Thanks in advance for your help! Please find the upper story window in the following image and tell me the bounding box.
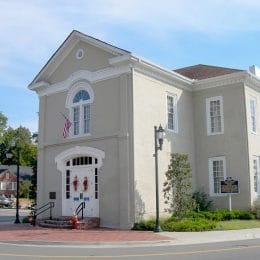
[66,83,94,137]
[208,156,226,196]
[249,97,257,134]
[206,96,224,135]
[167,93,178,132]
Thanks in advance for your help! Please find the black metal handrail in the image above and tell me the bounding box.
[75,201,85,220]
[31,202,55,226]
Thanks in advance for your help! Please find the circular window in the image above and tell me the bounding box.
[76,49,85,60]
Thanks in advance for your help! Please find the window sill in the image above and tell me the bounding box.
[67,133,91,139]
[166,128,178,134]
[207,132,224,136]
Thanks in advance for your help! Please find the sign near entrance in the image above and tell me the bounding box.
[221,177,239,194]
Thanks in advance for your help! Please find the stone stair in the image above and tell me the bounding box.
[38,217,100,230]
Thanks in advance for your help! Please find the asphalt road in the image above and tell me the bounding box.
[0,239,260,259]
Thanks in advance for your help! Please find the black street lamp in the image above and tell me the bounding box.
[154,124,165,232]
[6,142,21,224]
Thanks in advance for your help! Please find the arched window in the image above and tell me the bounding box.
[66,83,94,137]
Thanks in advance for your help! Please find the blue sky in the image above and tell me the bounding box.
[1,0,260,133]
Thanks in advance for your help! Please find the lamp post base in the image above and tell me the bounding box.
[154,225,162,233]
[14,215,20,224]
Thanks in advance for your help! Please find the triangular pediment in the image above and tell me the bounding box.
[29,30,130,87]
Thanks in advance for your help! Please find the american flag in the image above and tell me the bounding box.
[63,116,72,138]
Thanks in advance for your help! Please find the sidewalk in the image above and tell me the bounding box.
[1,224,260,246]
[0,224,171,244]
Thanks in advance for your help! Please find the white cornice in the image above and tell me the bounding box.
[30,66,131,96]
[245,73,260,93]
[193,71,248,91]
[29,45,260,97]
[29,52,195,96]
[110,54,194,91]
[133,63,193,92]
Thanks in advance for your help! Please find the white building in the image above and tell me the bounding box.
[29,30,260,228]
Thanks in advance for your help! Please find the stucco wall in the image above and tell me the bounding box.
[132,71,195,220]
[36,41,134,228]
[193,83,250,209]
[245,85,260,205]
[48,41,116,84]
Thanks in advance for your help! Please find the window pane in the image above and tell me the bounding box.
[73,90,90,103]
[209,99,222,133]
[83,104,90,134]
[250,99,256,133]
[212,159,224,194]
[73,106,80,135]
[253,158,259,193]
[167,95,176,131]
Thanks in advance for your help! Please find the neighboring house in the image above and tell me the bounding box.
[0,169,17,197]
[28,30,260,229]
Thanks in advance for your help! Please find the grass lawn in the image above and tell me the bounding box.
[215,220,260,230]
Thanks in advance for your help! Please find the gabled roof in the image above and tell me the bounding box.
[29,30,130,87]
[0,165,33,177]
[174,64,244,80]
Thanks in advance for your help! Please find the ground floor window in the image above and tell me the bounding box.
[0,181,16,191]
[208,156,226,196]
[253,157,260,193]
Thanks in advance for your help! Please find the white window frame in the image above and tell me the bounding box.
[166,93,178,133]
[208,156,226,196]
[249,97,257,134]
[206,96,224,135]
[253,156,260,194]
[65,83,94,138]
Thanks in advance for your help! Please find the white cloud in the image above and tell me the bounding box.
[1,0,260,89]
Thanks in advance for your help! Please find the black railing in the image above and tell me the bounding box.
[75,202,85,220]
[31,202,55,226]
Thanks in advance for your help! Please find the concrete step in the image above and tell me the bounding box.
[38,221,71,229]
[38,217,100,230]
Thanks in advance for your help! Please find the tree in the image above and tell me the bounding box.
[20,180,31,198]
[0,126,37,166]
[0,112,7,140]
[163,153,196,219]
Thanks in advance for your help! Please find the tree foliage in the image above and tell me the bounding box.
[20,180,31,198]
[0,113,37,202]
[163,153,196,218]
[0,126,37,166]
[0,112,7,140]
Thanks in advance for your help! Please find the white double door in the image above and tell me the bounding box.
[63,166,99,217]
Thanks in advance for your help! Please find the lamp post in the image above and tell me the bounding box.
[154,124,165,232]
[6,142,21,224]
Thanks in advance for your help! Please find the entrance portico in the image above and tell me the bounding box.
[55,146,105,217]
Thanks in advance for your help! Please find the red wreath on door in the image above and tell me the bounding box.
[83,176,88,192]
[73,175,79,192]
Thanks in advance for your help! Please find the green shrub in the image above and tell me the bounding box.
[188,209,255,221]
[132,209,255,232]
[132,219,155,231]
[161,218,217,232]
[192,190,213,211]
[22,216,29,224]
[132,217,217,232]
